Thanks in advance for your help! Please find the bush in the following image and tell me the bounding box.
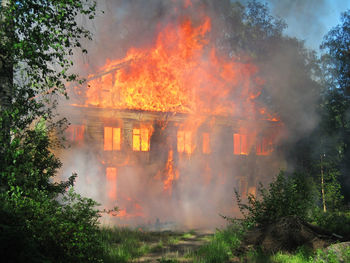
[312,210,350,237]
[0,114,104,262]
[236,171,318,227]
[0,187,104,263]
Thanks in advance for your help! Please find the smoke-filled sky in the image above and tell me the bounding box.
[261,0,350,51]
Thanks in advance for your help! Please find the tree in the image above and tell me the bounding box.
[0,0,96,192]
[0,1,106,262]
[319,9,350,204]
[219,1,348,218]
[322,10,350,95]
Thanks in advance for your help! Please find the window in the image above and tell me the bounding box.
[106,167,117,200]
[104,127,121,151]
[233,133,248,155]
[256,136,273,155]
[202,132,211,154]
[133,127,150,151]
[66,125,85,142]
[177,130,192,154]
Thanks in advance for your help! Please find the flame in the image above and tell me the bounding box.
[163,149,179,194]
[132,124,154,151]
[104,127,121,151]
[66,125,85,143]
[106,167,117,200]
[116,208,144,218]
[81,15,277,121]
[69,8,283,223]
[177,130,193,154]
[202,132,211,154]
[115,196,145,218]
[256,134,275,155]
[233,133,248,155]
[202,162,212,184]
[248,186,256,197]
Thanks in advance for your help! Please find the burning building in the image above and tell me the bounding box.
[57,3,284,228]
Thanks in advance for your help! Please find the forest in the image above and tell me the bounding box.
[1,0,350,262]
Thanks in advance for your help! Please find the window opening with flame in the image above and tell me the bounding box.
[233,133,248,155]
[66,125,85,142]
[106,167,117,200]
[104,127,121,151]
[256,136,273,156]
[133,127,150,151]
[202,132,211,154]
[177,130,193,154]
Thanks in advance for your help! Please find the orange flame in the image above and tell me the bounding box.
[202,132,211,154]
[82,15,277,121]
[163,149,179,194]
[106,167,117,200]
[66,125,85,143]
[104,127,121,151]
[132,124,154,152]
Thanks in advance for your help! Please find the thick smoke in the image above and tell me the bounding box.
[57,0,321,229]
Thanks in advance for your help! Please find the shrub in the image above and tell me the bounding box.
[236,171,318,227]
[0,187,104,263]
[312,210,350,237]
[0,116,104,262]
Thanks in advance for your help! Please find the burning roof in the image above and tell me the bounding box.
[73,12,278,122]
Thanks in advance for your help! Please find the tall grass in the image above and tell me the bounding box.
[193,223,243,262]
[99,227,150,263]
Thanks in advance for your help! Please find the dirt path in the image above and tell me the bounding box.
[133,231,213,263]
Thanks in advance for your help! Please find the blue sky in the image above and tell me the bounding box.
[265,0,350,51]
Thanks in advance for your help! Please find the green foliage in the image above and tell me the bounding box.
[0,0,104,262]
[313,210,350,237]
[0,187,103,263]
[314,245,350,263]
[321,10,350,92]
[1,109,66,195]
[0,0,96,98]
[220,0,286,59]
[236,171,318,227]
[314,8,350,204]
[245,246,314,263]
[238,245,350,263]
[323,170,344,211]
[0,110,104,262]
[316,86,349,208]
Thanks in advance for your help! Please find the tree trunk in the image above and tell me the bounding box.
[0,0,13,161]
[0,0,12,110]
[320,154,327,212]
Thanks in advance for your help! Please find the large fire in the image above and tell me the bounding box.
[80,14,277,121]
[67,6,282,224]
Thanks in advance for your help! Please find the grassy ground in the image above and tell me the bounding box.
[99,226,350,262]
[99,227,213,262]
